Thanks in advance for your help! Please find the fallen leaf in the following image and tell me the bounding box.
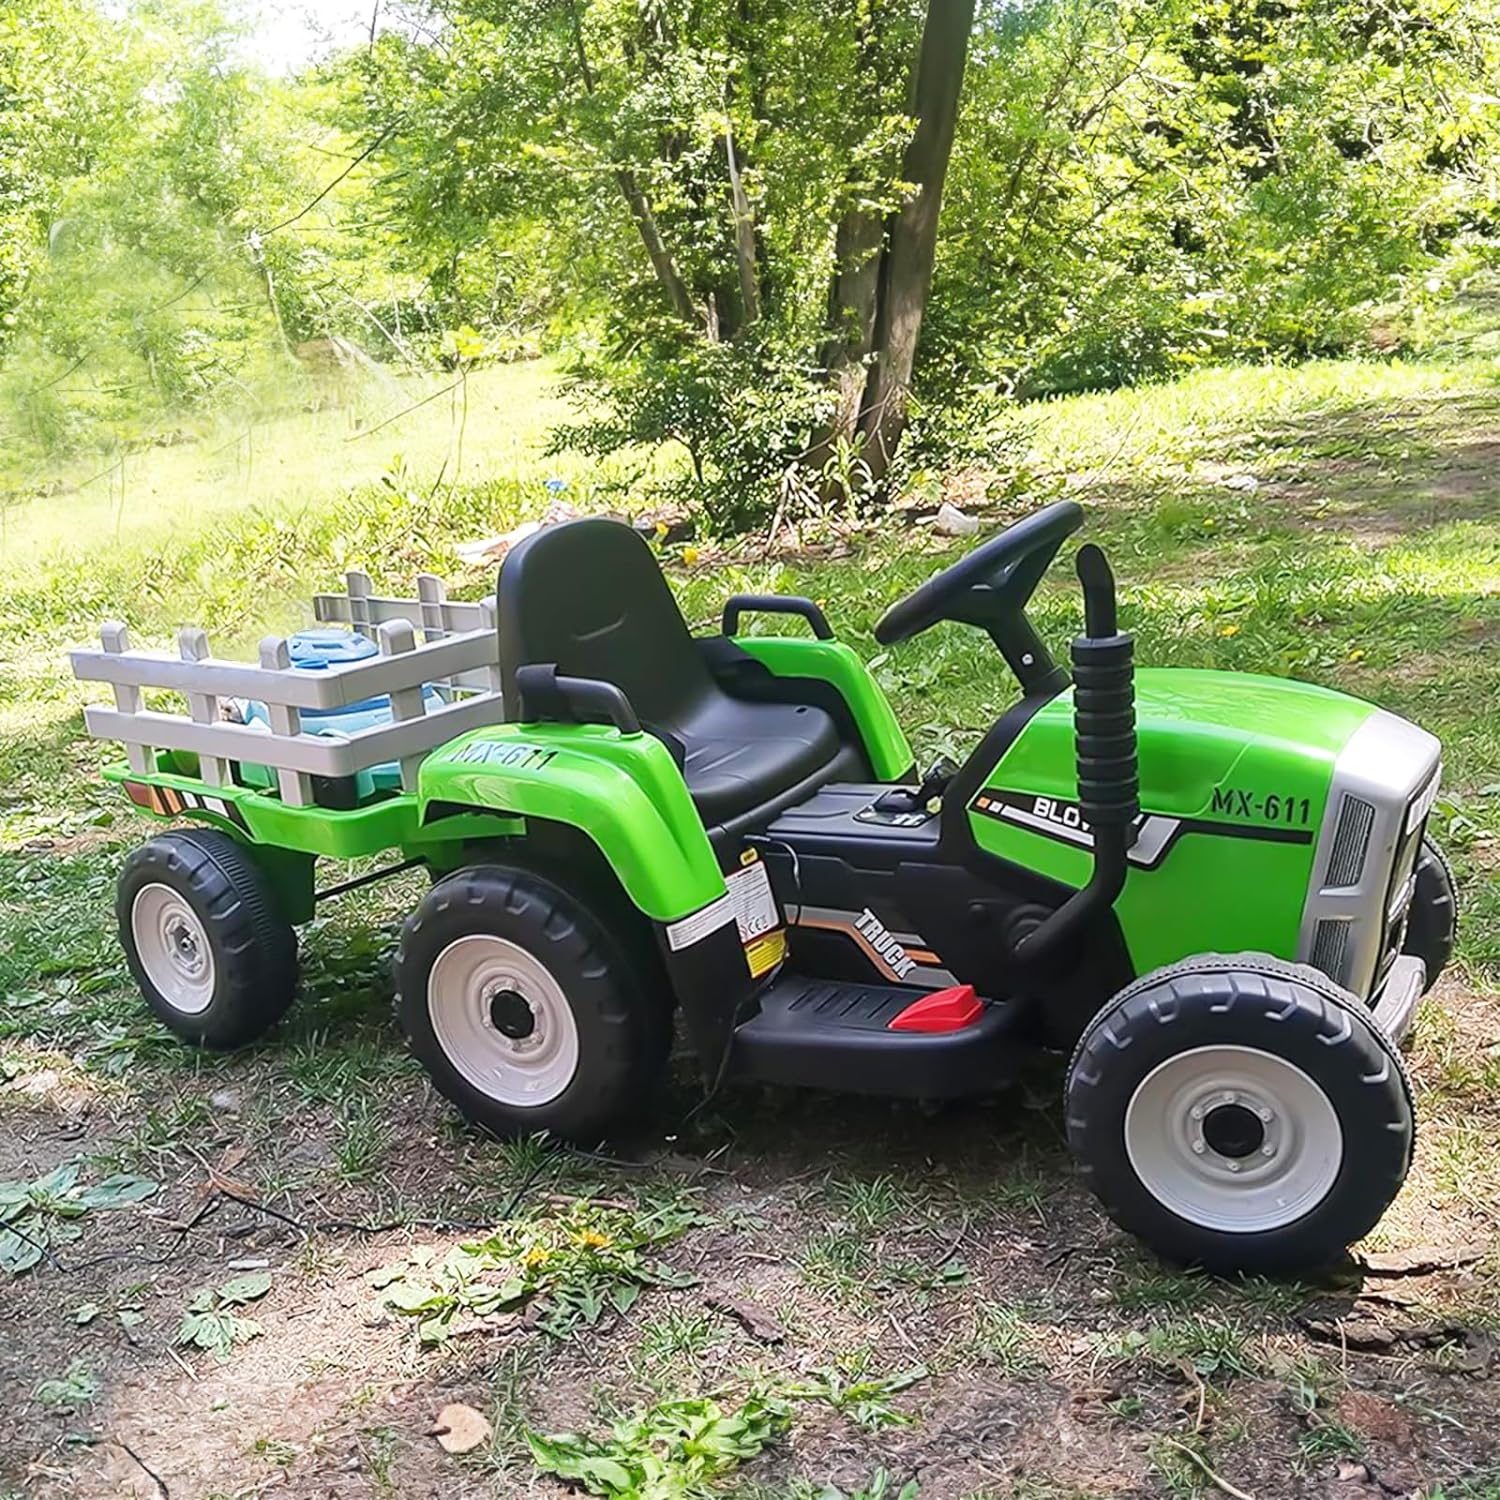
[1298,1316,1400,1351]
[430,1402,491,1454]
[1357,1243,1486,1277]
[705,1290,786,1344]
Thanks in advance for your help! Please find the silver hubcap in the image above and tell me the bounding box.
[130,883,216,1015]
[1124,1045,1343,1234]
[426,935,580,1108]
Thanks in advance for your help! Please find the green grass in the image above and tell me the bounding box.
[6,294,1500,1499]
[0,360,574,564]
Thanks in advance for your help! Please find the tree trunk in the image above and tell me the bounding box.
[858,0,977,485]
[822,206,884,436]
[724,124,760,326]
[614,166,698,324]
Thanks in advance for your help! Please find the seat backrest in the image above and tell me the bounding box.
[497,518,713,726]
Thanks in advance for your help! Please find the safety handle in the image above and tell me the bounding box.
[721,594,834,640]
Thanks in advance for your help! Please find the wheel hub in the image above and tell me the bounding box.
[130,883,217,1015]
[167,919,207,980]
[1124,1045,1343,1234]
[1201,1101,1266,1160]
[426,934,580,1107]
[487,986,538,1043]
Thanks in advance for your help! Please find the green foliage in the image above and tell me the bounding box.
[1092,1316,1255,1379]
[931,0,1500,400]
[0,1163,158,1274]
[527,1392,790,1499]
[782,1363,928,1431]
[176,1271,274,1361]
[33,1359,100,1412]
[799,1474,919,1500]
[555,331,841,533]
[369,1198,700,1344]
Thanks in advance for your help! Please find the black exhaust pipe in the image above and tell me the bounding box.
[1015,544,1139,963]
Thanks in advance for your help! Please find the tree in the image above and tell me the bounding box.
[346,0,977,526]
[855,0,977,483]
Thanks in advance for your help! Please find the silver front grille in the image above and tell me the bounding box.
[1311,919,1351,985]
[1297,710,1442,1000]
[1325,795,1376,889]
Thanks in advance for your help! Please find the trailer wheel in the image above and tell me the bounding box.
[398,865,666,1143]
[1066,954,1414,1274]
[1403,835,1458,993]
[117,830,299,1049]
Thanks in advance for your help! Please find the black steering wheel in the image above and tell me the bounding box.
[874,500,1084,693]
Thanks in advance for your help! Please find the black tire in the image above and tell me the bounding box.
[116,830,299,1049]
[397,864,668,1142]
[1403,835,1458,993]
[1065,954,1414,1274]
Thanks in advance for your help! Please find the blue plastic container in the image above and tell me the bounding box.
[243,628,442,798]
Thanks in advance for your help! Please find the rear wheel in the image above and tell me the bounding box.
[397,865,667,1142]
[1403,835,1458,993]
[1066,954,1414,1274]
[116,829,299,1048]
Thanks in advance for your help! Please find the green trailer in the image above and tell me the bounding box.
[72,504,1457,1273]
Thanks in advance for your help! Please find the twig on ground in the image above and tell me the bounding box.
[1157,1436,1255,1500]
[885,1305,923,1357]
[114,1438,170,1499]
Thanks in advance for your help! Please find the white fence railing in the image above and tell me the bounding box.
[71,572,503,807]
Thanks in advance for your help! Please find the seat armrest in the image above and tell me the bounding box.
[513,663,642,735]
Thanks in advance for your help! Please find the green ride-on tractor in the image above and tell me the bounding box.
[77,501,1457,1273]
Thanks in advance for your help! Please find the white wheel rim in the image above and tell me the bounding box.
[130,883,216,1015]
[426,935,580,1108]
[1123,1045,1343,1234]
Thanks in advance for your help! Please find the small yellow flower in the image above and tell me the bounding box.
[576,1229,613,1249]
[1348,648,1365,662]
[681,546,700,566]
[655,521,669,539]
[525,1246,551,1267]
[1218,624,1240,637]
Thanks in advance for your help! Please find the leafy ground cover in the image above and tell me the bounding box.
[4,295,1500,1497]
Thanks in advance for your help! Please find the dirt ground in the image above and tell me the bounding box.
[4,963,1500,1500]
[8,324,1500,1498]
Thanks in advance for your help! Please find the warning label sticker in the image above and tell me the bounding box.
[726,858,779,943]
[664,895,735,951]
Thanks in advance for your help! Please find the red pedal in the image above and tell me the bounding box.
[887,984,982,1033]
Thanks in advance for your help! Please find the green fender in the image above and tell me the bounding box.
[417,722,726,923]
[730,635,913,781]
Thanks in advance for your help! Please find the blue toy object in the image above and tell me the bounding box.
[242,628,443,797]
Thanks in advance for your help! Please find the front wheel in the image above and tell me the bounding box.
[397,865,667,1143]
[1065,954,1414,1274]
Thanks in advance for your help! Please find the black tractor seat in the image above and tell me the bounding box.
[497,519,867,838]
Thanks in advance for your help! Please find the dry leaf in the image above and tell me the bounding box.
[704,1290,785,1344]
[430,1402,491,1455]
[1356,1243,1485,1276]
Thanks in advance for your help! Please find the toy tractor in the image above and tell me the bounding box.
[73,502,1456,1272]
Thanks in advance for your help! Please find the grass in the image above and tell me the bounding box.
[0,360,574,564]
[5,292,1500,1494]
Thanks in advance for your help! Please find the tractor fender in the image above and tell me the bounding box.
[417,723,726,923]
